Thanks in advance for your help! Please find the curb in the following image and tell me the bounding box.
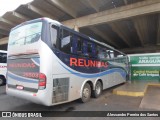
[113,83,160,97]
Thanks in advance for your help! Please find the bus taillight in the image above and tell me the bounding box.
[39,73,46,90]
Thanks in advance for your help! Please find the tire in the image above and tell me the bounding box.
[93,81,102,98]
[80,83,91,103]
[0,76,5,86]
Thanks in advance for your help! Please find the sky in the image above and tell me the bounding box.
[0,0,33,16]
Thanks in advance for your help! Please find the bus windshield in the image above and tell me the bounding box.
[8,22,42,46]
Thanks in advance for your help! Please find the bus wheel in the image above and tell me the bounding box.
[93,81,102,98]
[0,76,5,86]
[80,83,91,103]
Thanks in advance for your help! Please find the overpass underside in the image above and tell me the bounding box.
[0,0,160,54]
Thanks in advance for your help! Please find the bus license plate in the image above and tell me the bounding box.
[16,85,24,90]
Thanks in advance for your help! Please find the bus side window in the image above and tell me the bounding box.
[77,37,83,55]
[107,50,114,59]
[114,51,124,58]
[60,29,71,54]
[87,42,92,57]
[51,25,58,48]
[92,43,96,57]
[87,42,96,58]
[114,50,125,63]
[82,40,87,56]
[71,35,83,56]
[71,34,78,54]
[97,46,104,59]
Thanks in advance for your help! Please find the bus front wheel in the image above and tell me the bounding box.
[80,83,91,103]
[93,81,102,98]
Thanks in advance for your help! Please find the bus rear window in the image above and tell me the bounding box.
[9,22,42,46]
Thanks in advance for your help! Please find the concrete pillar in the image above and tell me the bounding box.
[74,25,79,32]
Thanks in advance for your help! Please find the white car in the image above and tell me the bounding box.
[0,50,7,86]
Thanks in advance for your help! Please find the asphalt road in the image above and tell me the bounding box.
[0,85,159,120]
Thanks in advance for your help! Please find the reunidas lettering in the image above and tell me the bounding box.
[70,57,108,68]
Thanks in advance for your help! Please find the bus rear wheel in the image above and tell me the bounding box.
[0,76,5,86]
[80,83,91,103]
[93,81,102,98]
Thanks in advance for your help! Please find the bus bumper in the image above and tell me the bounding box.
[6,86,52,106]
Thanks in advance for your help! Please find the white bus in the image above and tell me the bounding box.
[7,18,129,106]
[0,50,7,86]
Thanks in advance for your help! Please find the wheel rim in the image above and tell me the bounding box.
[83,88,90,99]
[95,83,101,95]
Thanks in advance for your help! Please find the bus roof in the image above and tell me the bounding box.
[11,17,62,31]
[10,17,126,55]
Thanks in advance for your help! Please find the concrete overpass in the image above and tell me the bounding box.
[0,0,160,54]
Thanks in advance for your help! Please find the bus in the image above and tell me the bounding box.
[6,18,129,106]
[0,50,7,86]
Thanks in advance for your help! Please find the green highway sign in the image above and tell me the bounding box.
[129,54,160,81]
[130,55,160,64]
[131,66,160,80]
